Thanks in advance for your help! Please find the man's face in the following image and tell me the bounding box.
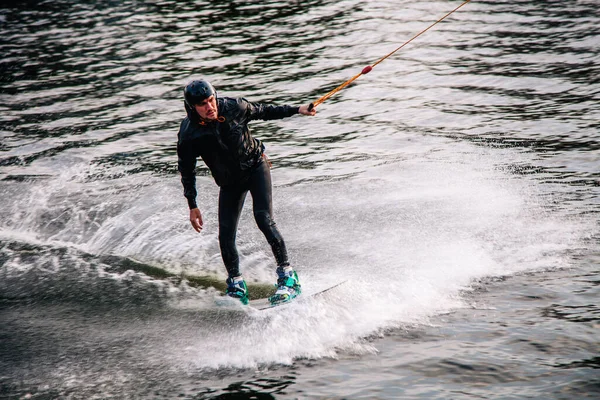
[194,95,218,120]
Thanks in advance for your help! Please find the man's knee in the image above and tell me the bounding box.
[254,210,275,231]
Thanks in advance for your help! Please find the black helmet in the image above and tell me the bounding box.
[184,79,217,107]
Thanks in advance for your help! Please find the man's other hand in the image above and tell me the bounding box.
[190,208,203,232]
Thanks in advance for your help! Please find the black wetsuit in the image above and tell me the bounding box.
[177,97,299,277]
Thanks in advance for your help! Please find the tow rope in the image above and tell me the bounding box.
[308,0,472,111]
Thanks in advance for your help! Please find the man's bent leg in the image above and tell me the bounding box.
[249,162,301,304]
[249,162,289,267]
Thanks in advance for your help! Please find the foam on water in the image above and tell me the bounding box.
[170,146,584,369]
[1,136,588,370]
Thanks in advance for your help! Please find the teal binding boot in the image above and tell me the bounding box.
[268,266,301,305]
[225,276,249,305]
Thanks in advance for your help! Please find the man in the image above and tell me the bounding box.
[177,79,316,305]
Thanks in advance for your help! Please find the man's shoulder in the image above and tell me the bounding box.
[216,97,249,121]
[220,96,248,111]
[178,117,208,144]
[178,117,193,138]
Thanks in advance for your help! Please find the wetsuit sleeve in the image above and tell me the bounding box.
[240,98,300,121]
[177,140,198,210]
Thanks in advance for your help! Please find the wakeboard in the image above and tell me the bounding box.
[249,280,348,311]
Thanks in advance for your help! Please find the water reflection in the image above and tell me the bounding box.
[191,376,295,400]
[542,303,599,323]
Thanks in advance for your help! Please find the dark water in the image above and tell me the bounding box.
[1,0,598,399]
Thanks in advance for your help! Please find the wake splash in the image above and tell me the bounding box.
[180,146,590,368]
[0,143,592,371]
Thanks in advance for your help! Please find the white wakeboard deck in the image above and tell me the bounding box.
[249,280,348,311]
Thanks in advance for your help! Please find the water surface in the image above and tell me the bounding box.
[1,0,598,398]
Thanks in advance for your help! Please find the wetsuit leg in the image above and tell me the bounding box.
[248,162,289,267]
[218,184,248,277]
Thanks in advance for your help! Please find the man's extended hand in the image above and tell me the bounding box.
[299,104,317,116]
[190,208,203,232]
